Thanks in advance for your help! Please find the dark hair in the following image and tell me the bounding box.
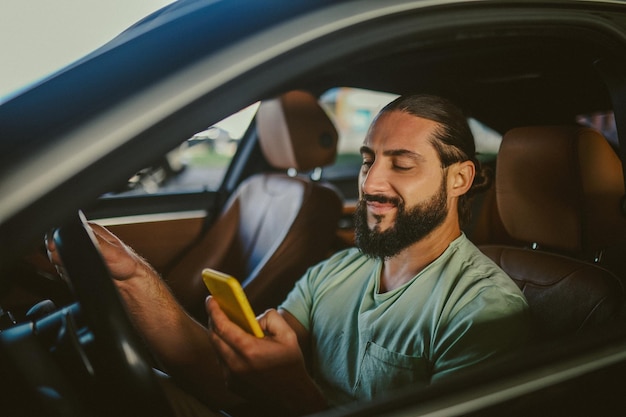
[380,94,491,226]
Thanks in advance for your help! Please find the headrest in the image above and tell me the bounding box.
[496,125,626,256]
[256,90,338,172]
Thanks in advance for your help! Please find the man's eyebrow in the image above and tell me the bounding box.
[360,145,424,161]
[359,146,424,160]
[384,149,424,161]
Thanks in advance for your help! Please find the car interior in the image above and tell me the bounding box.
[3,2,626,416]
[163,90,343,321]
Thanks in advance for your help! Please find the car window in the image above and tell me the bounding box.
[110,102,259,196]
[576,110,619,148]
[113,87,502,200]
[320,87,399,161]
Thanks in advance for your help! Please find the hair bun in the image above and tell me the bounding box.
[469,162,493,196]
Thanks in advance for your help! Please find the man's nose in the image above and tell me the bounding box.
[360,162,387,195]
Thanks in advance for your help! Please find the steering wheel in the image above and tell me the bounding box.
[53,211,173,417]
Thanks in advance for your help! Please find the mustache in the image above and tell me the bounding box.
[361,193,401,206]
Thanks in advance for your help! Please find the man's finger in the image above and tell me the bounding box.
[207,297,253,346]
[207,297,260,373]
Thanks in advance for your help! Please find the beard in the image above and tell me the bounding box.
[354,179,448,259]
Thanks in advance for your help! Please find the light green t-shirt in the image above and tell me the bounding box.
[279,234,530,405]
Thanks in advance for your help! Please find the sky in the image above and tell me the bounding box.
[0,0,175,100]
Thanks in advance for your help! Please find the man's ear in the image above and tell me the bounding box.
[448,161,475,197]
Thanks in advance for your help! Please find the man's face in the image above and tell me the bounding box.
[354,111,450,258]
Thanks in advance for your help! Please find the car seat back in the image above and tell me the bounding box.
[167,91,342,319]
[480,125,626,340]
[496,126,626,258]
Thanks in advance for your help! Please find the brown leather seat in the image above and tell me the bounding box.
[480,126,626,340]
[166,91,343,320]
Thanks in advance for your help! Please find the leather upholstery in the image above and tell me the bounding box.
[496,126,626,257]
[481,245,624,339]
[257,90,338,171]
[481,125,626,340]
[165,91,342,320]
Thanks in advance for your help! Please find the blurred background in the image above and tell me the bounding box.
[0,0,174,100]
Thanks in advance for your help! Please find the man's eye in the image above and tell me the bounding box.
[393,164,411,171]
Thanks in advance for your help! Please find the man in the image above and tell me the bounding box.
[48,94,530,416]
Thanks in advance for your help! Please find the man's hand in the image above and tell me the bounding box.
[46,222,243,409]
[46,222,156,282]
[206,297,327,415]
[207,296,303,378]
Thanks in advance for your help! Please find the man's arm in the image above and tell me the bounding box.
[280,308,313,365]
[47,223,241,408]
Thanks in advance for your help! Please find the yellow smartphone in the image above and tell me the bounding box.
[202,268,264,338]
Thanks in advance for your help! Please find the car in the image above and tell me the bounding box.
[2,0,626,415]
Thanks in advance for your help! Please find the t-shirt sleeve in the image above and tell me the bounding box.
[430,285,531,383]
[278,267,317,331]
[278,248,360,332]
